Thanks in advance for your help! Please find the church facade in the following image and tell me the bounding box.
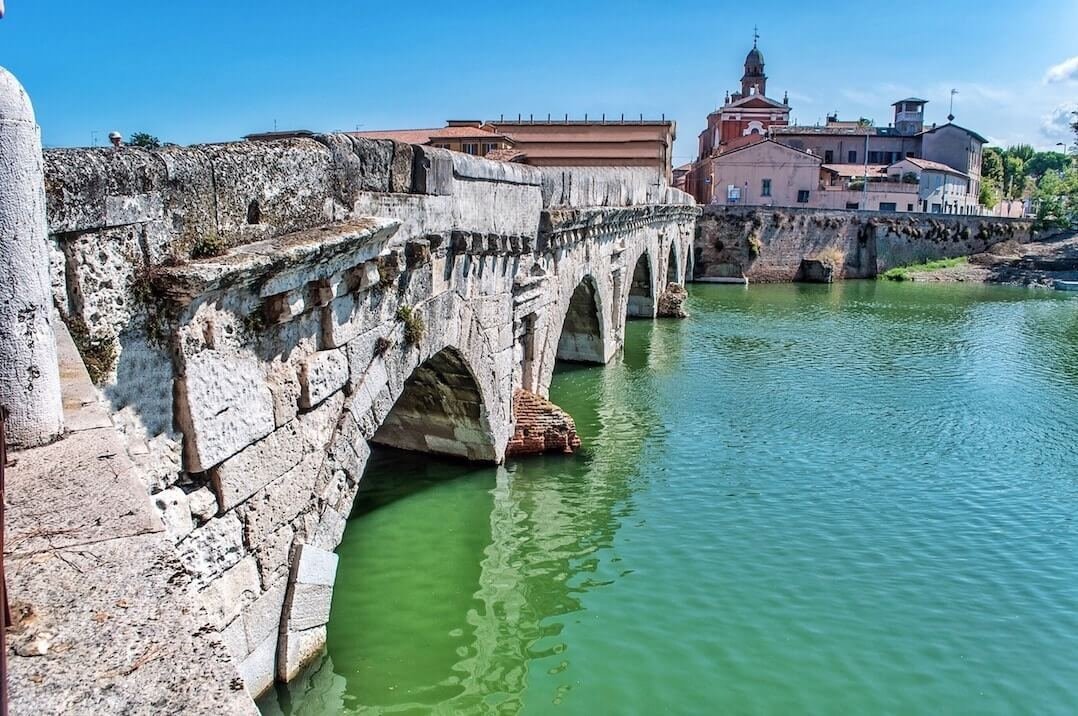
[685,37,791,203]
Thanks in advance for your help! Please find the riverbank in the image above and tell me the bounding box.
[897,231,1078,287]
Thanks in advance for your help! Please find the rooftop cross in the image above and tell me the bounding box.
[753,25,759,48]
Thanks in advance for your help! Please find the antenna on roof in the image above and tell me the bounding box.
[948,88,958,122]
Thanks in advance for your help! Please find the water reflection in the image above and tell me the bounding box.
[262,320,664,714]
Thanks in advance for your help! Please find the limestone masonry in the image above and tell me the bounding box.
[16,126,696,711]
[693,205,1034,283]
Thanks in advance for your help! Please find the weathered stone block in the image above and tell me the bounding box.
[238,632,277,699]
[153,486,194,541]
[202,139,336,244]
[277,626,325,683]
[412,146,453,196]
[294,543,339,587]
[176,512,246,588]
[188,486,219,524]
[283,583,334,632]
[253,523,296,588]
[389,141,414,194]
[243,577,288,648]
[299,349,348,409]
[218,613,249,663]
[211,392,342,511]
[177,350,276,472]
[240,452,323,550]
[199,556,261,629]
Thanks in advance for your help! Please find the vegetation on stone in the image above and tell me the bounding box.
[881,256,967,281]
[190,232,227,259]
[396,306,425,345]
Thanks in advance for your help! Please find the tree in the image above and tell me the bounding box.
[979,147,1005,208]
[128,132,161,149]
[1006,143,1035,163]
[1032,164,1078,229]
[1002,154,1026,199]
[1025,152,1071,178]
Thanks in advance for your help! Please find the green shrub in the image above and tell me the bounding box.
[396,306,425,345]
[747,234,763,259]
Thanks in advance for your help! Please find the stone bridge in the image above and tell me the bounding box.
[5,76,697,710]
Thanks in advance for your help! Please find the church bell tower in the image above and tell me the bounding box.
[741,27,767,97]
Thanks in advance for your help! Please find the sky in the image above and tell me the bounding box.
[2,0,1076,163]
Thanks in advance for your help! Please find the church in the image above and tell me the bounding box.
[683,33,791,202]
[680,34,988,215]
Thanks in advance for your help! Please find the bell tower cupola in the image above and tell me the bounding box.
[741,27,767,97]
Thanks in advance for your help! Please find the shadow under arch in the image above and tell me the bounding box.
[626,251,655,319]
[667,240,680,285]
[555,274,607,364]
[371,346,498,463]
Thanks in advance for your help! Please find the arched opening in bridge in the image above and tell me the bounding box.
[370,347,497,462]
[626,253,654,318]
[667,243,680,285]
[556,276,605,364]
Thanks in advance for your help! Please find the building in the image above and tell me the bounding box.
[711,138,818,207]
[686,35,988,214]
[484,118,677,181]
[686,35,791,202]
[351,120,512,156]
[352,117,677,181]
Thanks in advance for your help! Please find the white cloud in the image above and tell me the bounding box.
[1040,103,1077,141]
[1044,56,1078,84]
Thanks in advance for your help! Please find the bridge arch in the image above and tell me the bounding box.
[556,274,607,364]
[626,250,656,319]
[371,345,499,463]
[667,240,681,285]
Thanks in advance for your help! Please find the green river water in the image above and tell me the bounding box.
[261,281,1078,715]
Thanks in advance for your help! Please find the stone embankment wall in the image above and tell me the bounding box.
[693,205,1035,282]
[41,136,696,704]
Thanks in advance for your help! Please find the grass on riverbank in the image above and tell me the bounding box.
[881,256,968,281]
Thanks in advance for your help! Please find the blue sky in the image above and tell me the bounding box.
[2,0,1076,161]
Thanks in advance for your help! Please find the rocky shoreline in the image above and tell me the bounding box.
[901,232,1078,288]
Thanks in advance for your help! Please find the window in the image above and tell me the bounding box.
[761,179,772,197]
[482,142,499,155]
[879,202,897,212]
[907,204,914,212]
[432,143,450,149]
[931,203,942,213]
[868,151,880,163]
[846,202,860,210]
[797,190,810,203]
[848,150,857,163]
[462,143,479,155]
[824,150,834,163]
